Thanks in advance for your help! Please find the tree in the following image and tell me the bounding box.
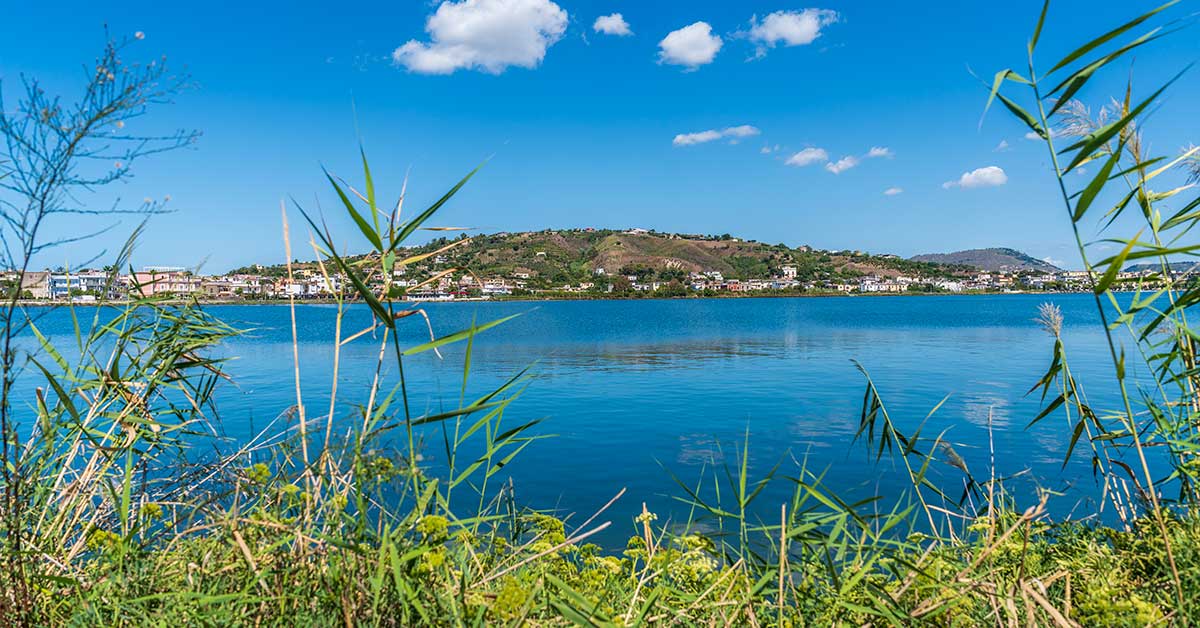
[0,31,196,619]
[656,279,687,298]
[610,275,632,294]
[657,267,686,282]
[619,264,653,281]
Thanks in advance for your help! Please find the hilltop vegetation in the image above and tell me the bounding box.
[909,247,1061,272]
[232,228,975,289]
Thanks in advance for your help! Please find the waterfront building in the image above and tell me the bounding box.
[132,269,202,296]
[48,270,114,300]
[20,271,51,299]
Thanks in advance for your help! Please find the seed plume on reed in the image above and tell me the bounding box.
[1036,302,1064,337]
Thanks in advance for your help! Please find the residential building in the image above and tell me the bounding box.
[934,280,964,292]
[481,280,512,295]
[21,271,51,299]
[48,270,114,300]
[132,269,202,296]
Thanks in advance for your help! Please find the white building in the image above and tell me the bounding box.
[934,280,964,292]
[48,271,114,300]
[482,280,512,295]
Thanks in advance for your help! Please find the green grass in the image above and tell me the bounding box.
[32,490,1200,625]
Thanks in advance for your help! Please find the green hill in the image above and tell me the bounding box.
[231,229,971,289]
[909,247,1059,272]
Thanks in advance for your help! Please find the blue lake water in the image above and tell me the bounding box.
[24,294,1147,545]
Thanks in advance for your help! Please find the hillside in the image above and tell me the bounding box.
[1124,261,1200,274]
[230,229,972,287]
[909,247,1060,272]
[416,229,972,287]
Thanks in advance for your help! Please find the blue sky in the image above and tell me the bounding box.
[2,0,1197,272]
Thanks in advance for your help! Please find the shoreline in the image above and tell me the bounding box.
[12,289,1101,308]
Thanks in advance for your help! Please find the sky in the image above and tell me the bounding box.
[1,0,1198,272]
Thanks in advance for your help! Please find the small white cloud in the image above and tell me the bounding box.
[1024,129,1065,141]
[760,146,774,154]
[785,147,829,166]
[1042,256,1066,267]
[825,155,859,174]
[747,9,838,58]
[673,125,761,146]
[392,0,568,75]
[994,139,1010,152]
[673,130,721,146]
[659,22,722,69]
[884,187,903,196]
[943,166,1008,189]
[786,146,887,171]
[593,13,632,36]
[722,125,759,143]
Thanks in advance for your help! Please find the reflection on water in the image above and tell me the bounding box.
[676,433,723,466]
[523,339,781,376]
[21,294,1144,545]
[961,387,1014,428]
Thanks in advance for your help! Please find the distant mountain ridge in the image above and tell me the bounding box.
[909,248,1060,272]
[1124,261,1200,274]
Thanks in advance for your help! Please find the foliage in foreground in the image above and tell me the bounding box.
[29,461,1200,625]
[5,2,1200,626]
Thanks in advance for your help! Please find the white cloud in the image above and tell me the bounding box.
[1042,256,1066,267]
[784,145,890,172]
[1024,129,1065,141]
[673,125,761,146]
[785,147,829,166]
[884,187,903,196]
[593,13,631,36]
[825,155,859,174]
[723,125,759,142]
[659,22,723,69]
[392,0,568,75]
[994,139,1010,152]
[943,166,1008,189]
[747,9,838,58]
[674,130,721,146]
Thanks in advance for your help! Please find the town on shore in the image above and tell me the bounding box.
[2,228,1175,304]
[3,264,1162,305]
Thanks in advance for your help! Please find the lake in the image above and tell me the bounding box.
[24,293,1140,545]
